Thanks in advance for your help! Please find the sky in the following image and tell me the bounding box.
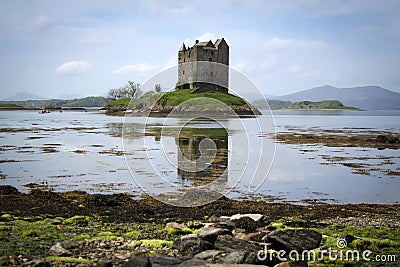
[1,0,400,99]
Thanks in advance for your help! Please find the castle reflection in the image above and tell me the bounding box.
[176,127,228,186]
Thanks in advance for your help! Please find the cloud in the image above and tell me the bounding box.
[32,16,54,31]
[56,60,93,75]
[112,63,159,75]
[183,32,220,47]
[264,38,328,50]
[301,70,321,78]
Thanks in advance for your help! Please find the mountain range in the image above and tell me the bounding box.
[3,92,84,101]
[266,85,400,110]
[3,92,49,101]
[3,85,400,110]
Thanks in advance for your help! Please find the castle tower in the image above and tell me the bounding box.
[177,38,229,93]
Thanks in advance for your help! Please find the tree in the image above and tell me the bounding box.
[155,83,162,93]
[107,81,143,100]
[126,81,142,99]
[107,88,119,100]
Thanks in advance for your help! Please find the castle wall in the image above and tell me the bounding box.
[177,39,229,93]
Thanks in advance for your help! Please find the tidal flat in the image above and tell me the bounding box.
[0,110,399,265]
[0,186,399,266]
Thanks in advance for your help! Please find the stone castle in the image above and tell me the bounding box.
[177,38,229,93]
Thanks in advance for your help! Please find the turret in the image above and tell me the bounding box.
[179,42,186,51]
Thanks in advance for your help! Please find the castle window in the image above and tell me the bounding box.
[211,51,214,56]
[210,71,213,77]
[182,70,185,75]
[209,57,212,62]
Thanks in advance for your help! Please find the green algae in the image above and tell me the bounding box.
[63,215,90,226]
[131,239,173,249]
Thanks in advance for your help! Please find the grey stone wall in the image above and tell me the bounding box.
[177,38,229,93]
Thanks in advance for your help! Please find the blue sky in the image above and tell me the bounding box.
[1,0,400,99]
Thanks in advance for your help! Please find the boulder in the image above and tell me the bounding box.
[214,235,260,252]
[198,227,232,243]
[172,234,199,249]
[340,234,356,245]
[234,231,267,242]
[122,256,151,267]
[97,261,115,267]
[194,250,226,261]
[222,250,248,264]
[230,214,264,222]
[222,250,264,265]
[175,238,214,258]
[165,222,185,231]
[267,229,322,252]
[48,242,71,256]
[231,216,265,232]
[177,259,207,266]
[213,221,236,231]
[150,254,182,267]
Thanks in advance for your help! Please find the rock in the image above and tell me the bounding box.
[231,216,263,232]
[267,229,322,252]
[98,260,117,267]
[234,232,247,240]
[222,250,261,265]
[340,234,356,244]
[198,227,232,243]
[24,260,51,267]
[213,221,236,231]
[172,234,199,249]
[48,242,71,256]
[230,214,264,222]
[177,259,207,266]
[175,238,214,258]
[59,240,79,249]
[194,250,225,261]
[223,250,248,264]
[208,215,225,223]
[235,231,267,242]
[165,222,185,231]
[214,235,260,252]
[122,255,151,267]
[274,261,308,267]
[245,231,268,242]
[150,254,182,267]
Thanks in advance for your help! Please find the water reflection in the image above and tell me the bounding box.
[176,127,228,186]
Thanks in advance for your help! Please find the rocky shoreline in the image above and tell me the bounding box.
[1,186,399,266]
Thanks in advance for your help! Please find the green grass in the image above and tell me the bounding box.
[273,100,360,110]
[0,103,21,108]
[107,97,131,107]
[158,89,247,107]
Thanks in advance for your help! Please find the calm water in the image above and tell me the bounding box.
[0,109,399,204]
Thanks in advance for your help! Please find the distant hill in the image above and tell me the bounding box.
[276,100,359,110]
[270,85,400,110]
[0,96,107,108]
[4,92,48,101]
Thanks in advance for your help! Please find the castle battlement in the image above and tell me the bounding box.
[177,38,229,93]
